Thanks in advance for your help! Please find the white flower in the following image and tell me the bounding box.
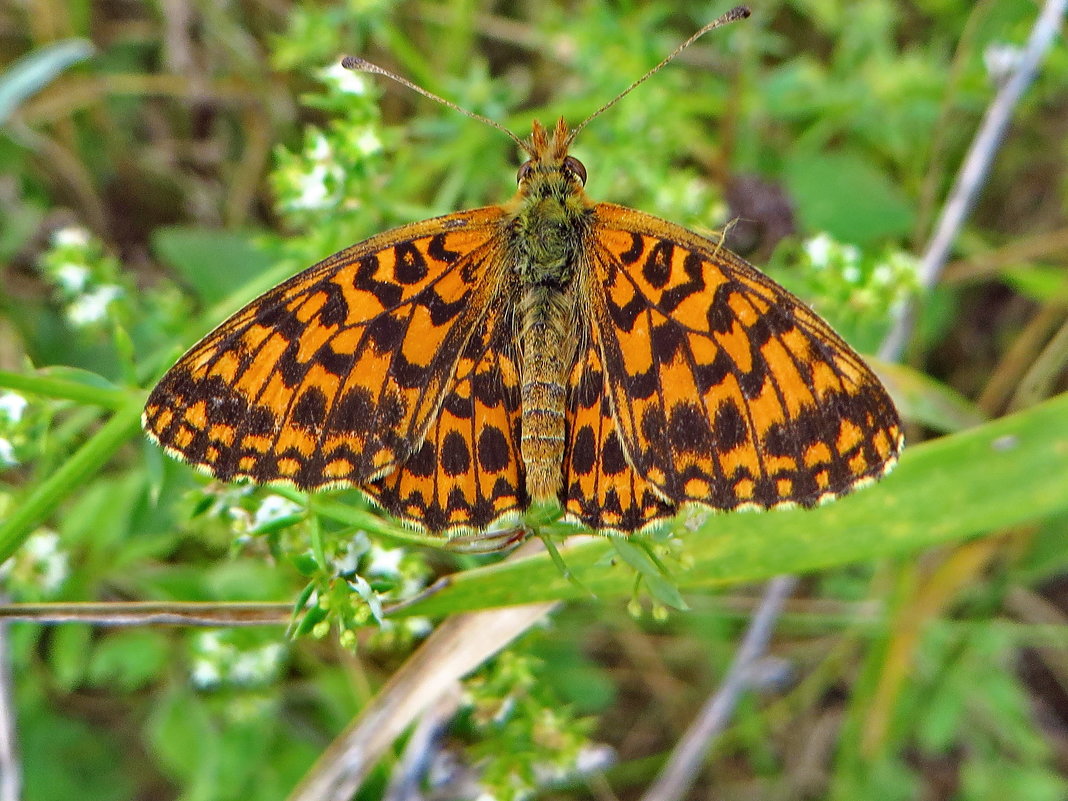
[332,545,361,574]
[353,127,382,156]
[348,574,384,623]
[289,164,332,210]
[198,631,224,654]
[804,233,834,267]
[321,61,369,95]
[23,529,69,593]
[0,438,16,467]
[230,643,284,684]
[252,494,302,529]
[54,262,90,293]
[0,393,26,423]
[51,225,91,248]
[66,284,122,326]
[190,659,222,688]
[872,263,893,285]
[365,543,405,577]
[308,130,333,161]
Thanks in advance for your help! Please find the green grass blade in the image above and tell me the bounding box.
[0,399,143,563]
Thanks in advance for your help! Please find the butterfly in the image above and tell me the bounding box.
[142,6,902,549]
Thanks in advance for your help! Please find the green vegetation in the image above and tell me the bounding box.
[1,1,1067,799]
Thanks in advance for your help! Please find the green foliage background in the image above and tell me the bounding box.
[1,0,1067,799]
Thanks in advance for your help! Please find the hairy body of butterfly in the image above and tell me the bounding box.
[143,117,902,544]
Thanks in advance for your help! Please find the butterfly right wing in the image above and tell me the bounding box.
[143,206,512,492]
[562,203,901,531]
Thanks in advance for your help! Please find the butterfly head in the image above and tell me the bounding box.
[515,118,587,202]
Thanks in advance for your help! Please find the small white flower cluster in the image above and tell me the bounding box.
[802,232,919,315]
[189,630,286,690]
[39,225,124,328]
[284,131,345,212]
[251,493,303,531]
[804,232,861,279]
[0,528,70,596]
[275,121,382,215]
[319,62,369,96]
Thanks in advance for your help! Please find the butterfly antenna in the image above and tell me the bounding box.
[342,56,532,156]
[567,5,751,145]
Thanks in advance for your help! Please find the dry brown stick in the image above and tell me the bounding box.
[0,601,292,627]
[287,539,558,801]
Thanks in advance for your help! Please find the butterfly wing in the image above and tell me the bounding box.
[563,203,902,531]
[364,302,526,535]
[143,207,513,494]
[564,330,675,531]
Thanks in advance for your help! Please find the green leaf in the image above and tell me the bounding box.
[88,630,170,691]
[785,150,915,243]
[611,539,689,610]
[0,399,144,564]
[875,360,988,434]
[151,226,274,305]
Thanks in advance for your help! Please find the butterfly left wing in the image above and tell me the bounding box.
[564,203,902,530]
[143,207,512,493]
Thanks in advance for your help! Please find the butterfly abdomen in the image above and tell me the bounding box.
[519,285,577,502]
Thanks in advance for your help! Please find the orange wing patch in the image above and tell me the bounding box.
[583,203,902,515]
[143,208,510,494]
[364,300,527,534]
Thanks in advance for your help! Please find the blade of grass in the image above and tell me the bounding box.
[0,399,143,564]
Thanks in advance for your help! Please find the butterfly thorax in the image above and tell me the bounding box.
[510,118,591,503]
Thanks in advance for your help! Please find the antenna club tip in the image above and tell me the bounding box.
[731,6,752,20]
[341,55,367,71]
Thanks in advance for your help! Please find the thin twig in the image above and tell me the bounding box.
[0,601,292,627]
[640,576,798,801]
[879,0,1068,361]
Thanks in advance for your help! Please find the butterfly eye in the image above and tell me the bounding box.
[563,155,587,185]
[517,161,534,184]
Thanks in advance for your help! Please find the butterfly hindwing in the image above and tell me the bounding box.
[563,329,675,531]
[143,207,511,493]
[364,300,527,534]
[583,203,902,517]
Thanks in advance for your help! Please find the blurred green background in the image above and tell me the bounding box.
[1,0,1067,799]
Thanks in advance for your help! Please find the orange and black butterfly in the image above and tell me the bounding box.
[143,7,901,548]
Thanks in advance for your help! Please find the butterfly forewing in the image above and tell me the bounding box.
[143,207,511,494]
[576,203,902,520]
